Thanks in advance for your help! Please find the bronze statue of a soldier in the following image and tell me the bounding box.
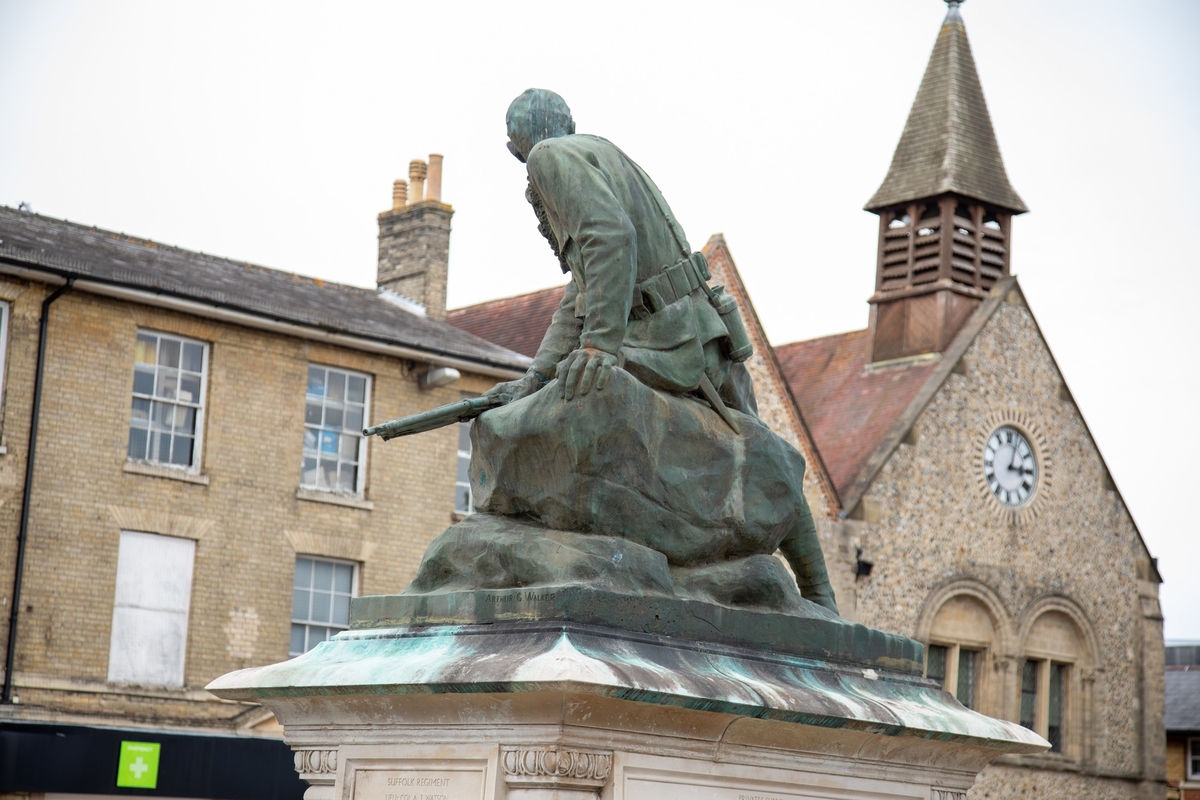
[490,89,754,427]
[370,89,837,615]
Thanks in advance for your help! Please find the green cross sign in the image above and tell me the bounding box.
[117,740,161,789]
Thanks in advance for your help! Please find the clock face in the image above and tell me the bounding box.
[984,426,1038,508]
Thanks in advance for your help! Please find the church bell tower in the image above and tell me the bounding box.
[864,0,1027,363]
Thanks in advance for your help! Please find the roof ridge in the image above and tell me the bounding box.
[777,328,869,350]
[0,205,376,296]
[447,282,567,314]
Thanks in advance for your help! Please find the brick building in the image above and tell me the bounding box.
[450,4,1166,798]
[1166,645,1200,799]
[0,162,528,797]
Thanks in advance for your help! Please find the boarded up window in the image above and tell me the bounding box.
[108,531,196,686]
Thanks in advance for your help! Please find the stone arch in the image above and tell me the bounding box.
[1016,594,1100,670]
[915,578,1015,656]
[914,578,1016,719]
[1014,594,1101,764]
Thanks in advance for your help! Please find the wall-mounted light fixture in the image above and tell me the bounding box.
[855,547,874,578]
[419,365,461,390]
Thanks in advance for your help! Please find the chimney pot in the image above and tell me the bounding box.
[392,179,408,210]
[408,159,427,205]
[426,154,444,203]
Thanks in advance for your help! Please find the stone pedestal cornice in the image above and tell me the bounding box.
[502,745,613,793]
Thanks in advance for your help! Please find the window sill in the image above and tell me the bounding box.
[124,460,210,485]
[296,488,373,511]
[12,672,235,704]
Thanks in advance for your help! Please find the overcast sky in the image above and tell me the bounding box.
[1,0,1197,639]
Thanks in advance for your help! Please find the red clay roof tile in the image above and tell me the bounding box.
[776,332,938,500]
[448,285,565,358]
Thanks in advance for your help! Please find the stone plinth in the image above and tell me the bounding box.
[208,590,1046,800]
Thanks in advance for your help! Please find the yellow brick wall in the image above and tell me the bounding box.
[4,286,497,727]
[0,278,55,683]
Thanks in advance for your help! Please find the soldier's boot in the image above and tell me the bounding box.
[778,511,839,615]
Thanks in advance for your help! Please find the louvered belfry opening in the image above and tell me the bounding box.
[863,0,1026,363]
[877,196,1011,294]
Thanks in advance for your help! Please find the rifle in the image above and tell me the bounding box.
[363,394,506,441]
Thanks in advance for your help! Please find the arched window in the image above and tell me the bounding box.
[924,594,1001,717]
[1019,610,1088,757]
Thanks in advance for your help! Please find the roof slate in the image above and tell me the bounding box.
[865,3,1027,213]
[0,207,529,371]
[775,331,940,500]
[447,284,565,358]
[1166,670,1200,732]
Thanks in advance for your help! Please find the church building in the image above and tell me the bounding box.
[773,2,1164,796]
[451,3,1167,797]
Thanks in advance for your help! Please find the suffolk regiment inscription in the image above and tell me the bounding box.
[348,766,485,800]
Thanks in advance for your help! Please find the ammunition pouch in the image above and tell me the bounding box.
[634,252,753,363]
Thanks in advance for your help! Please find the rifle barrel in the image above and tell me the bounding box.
[363,395,504,441]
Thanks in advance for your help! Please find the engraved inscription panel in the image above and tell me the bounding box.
[350,767,485,800]
[629,778,810,800]
[627,776,915,800]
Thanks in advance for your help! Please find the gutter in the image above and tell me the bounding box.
[0,258,527,380]
[72,281,527,380]
[3,278,74,704]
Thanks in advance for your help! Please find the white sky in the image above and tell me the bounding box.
[1,0,1197,639]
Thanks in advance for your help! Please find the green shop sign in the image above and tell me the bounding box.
[116,740,161,789]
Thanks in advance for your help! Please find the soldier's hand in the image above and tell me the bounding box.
[558,347,618,401]
[483,371,546,405]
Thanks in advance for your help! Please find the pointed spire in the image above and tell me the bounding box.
[866,0,1027,213]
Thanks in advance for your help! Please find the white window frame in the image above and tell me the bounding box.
[454,417,473,515]
[1188,737,1200,780]
[290,555,359,658]
[301,364,371,497]
[128,329,210,473]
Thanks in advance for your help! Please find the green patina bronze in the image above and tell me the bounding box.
[207,90,1049,761]
[369,88,837,619]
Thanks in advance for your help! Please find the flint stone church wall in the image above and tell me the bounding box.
[849,295,1164,797]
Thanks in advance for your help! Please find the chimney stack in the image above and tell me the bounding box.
[377,155,454,321]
